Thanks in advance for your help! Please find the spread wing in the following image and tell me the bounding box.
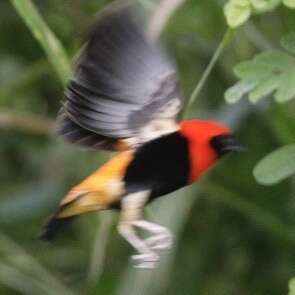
[58,3,183,150]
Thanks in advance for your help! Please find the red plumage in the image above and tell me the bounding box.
[180,120,231,182]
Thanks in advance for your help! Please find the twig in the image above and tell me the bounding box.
[0,111,54,135]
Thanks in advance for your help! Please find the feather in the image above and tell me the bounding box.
[59,3,183,148]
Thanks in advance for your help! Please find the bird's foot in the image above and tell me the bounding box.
[145,230,174,250]
[132,220,174,251]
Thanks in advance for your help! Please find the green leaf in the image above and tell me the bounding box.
[225,80,255,103]
[289,277,295,295]
[283,0,295,8]
[250,0,280,13]
[224,1,251,28]
[281,32,295,54]
[227,50,295,104]
[10,0,72,85]
[275,67,295,102]
[253,144,295,185]
[249,75,279,103]
[254,50,293,69]
[234,51,292,81]
[231,0,250,6]
[234,60,273,82]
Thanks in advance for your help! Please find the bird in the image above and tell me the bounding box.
[40,2,242,269]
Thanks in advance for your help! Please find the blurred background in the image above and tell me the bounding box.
[1,0,295,294]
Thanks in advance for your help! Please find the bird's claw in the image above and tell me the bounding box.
[130,231,173,269]
[131,252,159,269]
[145,232,174,250]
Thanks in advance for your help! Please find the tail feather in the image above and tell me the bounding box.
[40,151,130,240]
[39,214,73,241]
[40,192,101,241]
[39,193,102,241]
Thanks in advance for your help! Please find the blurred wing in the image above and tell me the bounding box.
[57,110,123,151]
[58,3,183,150]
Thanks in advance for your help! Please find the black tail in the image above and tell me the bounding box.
[39,214,73,241]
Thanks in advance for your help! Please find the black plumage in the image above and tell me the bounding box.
[124,132,190,200]
[40,215,73,241]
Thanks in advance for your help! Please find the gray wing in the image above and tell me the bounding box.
[56,110,120,150]
[58,3,183,150]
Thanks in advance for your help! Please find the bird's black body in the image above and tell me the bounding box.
[124,132,190,200]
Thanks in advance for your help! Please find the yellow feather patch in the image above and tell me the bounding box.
[57,151,133,218]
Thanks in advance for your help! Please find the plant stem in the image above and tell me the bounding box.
[182,28,235,118]
[87,212,114,286]
[11,0,72,85]
[0,110,54,135]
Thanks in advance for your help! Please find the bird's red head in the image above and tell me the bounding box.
[180,120,239,183]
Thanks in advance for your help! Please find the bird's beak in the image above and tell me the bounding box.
[211,134,245,156]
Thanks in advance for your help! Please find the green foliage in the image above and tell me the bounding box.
[223,80,255,104]
[225,31,295,188]
[281,32,295,54]
[0,233,74,295]
[225,34,295,104]
[253,144,295,185]
[224,0,295,28]
[224,0,252,28]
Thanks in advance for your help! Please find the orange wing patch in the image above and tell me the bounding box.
[57,151,133,218]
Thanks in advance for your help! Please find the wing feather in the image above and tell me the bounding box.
[57,110,121,150]
[58,3,183,149]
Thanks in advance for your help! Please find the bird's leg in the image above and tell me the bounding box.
[132,220,173,250]
[117,191,159,269]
